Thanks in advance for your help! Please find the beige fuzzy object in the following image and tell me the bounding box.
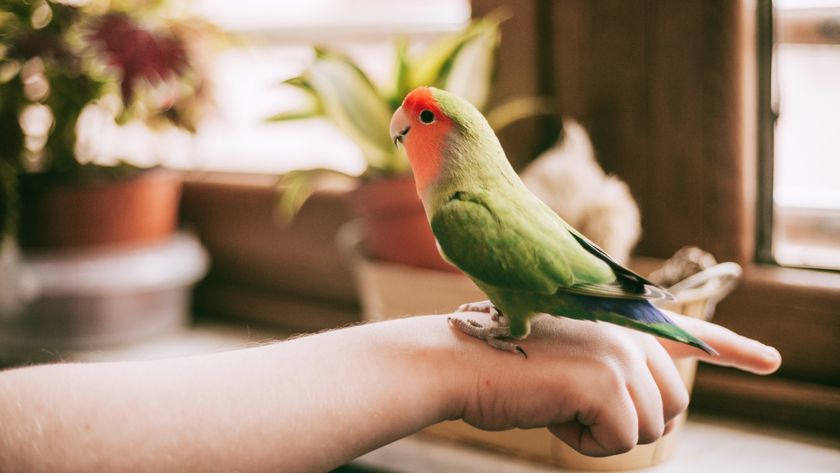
[521,119,641,264]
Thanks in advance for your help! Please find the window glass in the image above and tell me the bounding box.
[772,1,840,269]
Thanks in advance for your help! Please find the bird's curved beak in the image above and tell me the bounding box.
[390,106,410,147]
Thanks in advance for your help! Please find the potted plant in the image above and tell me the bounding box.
[0,1,221,354]
[270,14,548,271]
[0,0,215,250]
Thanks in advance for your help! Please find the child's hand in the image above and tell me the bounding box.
[448,312,781,457]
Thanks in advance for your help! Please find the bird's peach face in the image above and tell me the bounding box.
[390,88,453,192]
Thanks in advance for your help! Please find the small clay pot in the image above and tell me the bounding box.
[353,176,457,273]
[20,167,182,249]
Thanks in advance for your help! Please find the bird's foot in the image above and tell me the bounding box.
[448,317,527,358]
[456,300,507,325]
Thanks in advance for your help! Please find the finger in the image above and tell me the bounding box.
[663,417,679,436]
[644,342,690,423]
[660,311,782,375]
[625,366,665,445]
[549,387,638,457]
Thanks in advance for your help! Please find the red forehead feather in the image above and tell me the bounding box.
[400,87,452,193]
[404,87,441,114]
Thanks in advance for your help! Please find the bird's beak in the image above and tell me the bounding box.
[390,106,410,147]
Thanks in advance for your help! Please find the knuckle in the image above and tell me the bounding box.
[638,421,665,445]
[665,385,690,421]
[598,364,627,398]
[606,335,637,363]
[599,354,631,387]
[601,421,639,456]
[611,434,638,455]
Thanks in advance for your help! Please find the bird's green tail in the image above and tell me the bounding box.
[591,310,718,356]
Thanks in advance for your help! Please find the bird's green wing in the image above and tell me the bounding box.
[430,190,613,294]
[431,190,670,300]
[561,224,674,300]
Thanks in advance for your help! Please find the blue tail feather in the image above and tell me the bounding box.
[557,294,718,355]
[575,295,673,325]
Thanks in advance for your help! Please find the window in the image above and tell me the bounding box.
[770,1,840,270]
[80,0,469,175]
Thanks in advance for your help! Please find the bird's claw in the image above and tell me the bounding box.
[456,300,506,324]
[448,317,527,358]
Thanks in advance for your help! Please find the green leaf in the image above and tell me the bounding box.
[275,168,358,223]
[282,76,312,90]
[442,19,500,111]
[266,89,323,122]
[407,8,508,92]
[301,55,395,170]
[407,23,483,91]
[388,38,411,109]
[312,47,383,98]
[265,109,321,122]
[485,96,554,131]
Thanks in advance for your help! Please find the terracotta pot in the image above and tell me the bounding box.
[20,168,182,249]
[353,176,457,273]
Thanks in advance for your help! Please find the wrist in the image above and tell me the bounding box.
[380,315,477,424]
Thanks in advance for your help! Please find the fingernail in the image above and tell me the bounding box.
[763,345,780,360]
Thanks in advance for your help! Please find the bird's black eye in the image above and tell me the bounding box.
[419,109,435,124]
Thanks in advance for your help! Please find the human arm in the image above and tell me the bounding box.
[0,313,780,473]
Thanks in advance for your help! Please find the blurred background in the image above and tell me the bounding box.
[0,0,838,470]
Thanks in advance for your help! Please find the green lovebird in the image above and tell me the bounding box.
[389,86,716,357]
